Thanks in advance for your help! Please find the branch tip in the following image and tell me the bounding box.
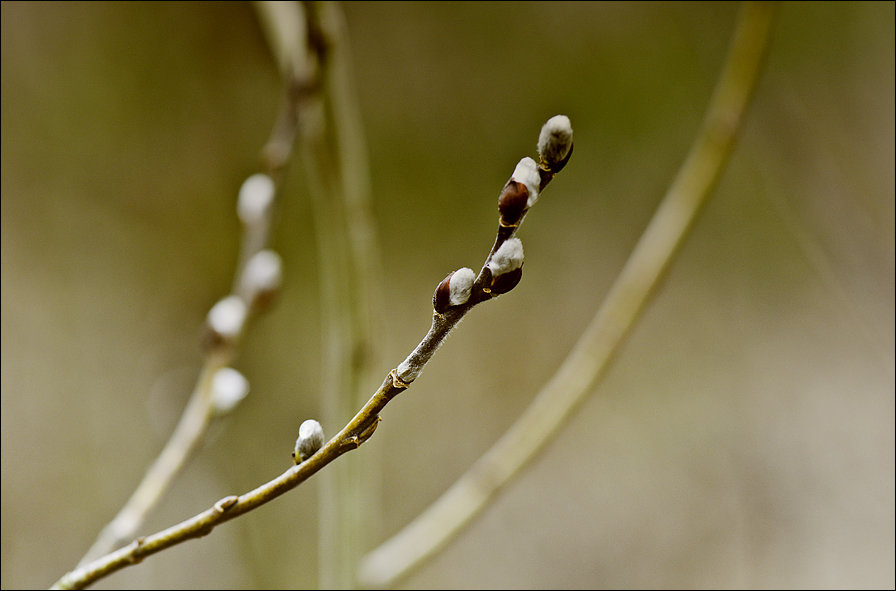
[537,114,574,174]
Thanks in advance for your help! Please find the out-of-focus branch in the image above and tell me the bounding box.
[357,2,776,587]
[71,0,319,570]
[296,3,385,587]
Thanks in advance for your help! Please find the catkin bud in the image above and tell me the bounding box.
[537,115,574,174]
[239,249,283,309]
[487,238,524,276]
[293,419,325,463]
[486,238,524,295]
[433,267,475,313]
[498,180,529,227]
[203,295,248,350]
[210,367,250,415]
[237,173,275,226]
[511,157,541,208]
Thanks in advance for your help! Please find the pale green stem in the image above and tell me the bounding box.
[51,371,403,590]
[71,0,315,569]
[357,2,777,587]
[307,3,382,587]
[75,351,228,566]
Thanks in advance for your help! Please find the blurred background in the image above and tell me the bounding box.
[2,2,893,589]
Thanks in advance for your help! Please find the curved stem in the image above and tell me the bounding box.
[50,107,571,588]
[71,0,318,570]
[74,352,227,566]
[51,370,400,590]
[357,2,776,587]
[301,3,384,587]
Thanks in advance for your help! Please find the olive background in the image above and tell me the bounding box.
[2,2,893,589]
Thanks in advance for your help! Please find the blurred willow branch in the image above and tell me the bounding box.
[67,0,321,574]
[357,1,776,587]
[294,2,383,587]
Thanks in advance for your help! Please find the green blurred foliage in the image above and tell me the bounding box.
[2,2,893,589]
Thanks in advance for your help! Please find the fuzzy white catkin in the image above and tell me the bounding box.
[237,173,275,225]
[537,114,573,167]
[487,238,525,276]
[207,295,248,340]
[240,249,282,300]
[448,267,475,306]
[295,419,325,461]
[511,157,541,207]
[211,367,250,414]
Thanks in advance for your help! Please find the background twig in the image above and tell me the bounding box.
[298,3,384,588]
[358,2,776,586]
[71,3,319,568]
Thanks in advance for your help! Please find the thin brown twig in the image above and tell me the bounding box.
[69,0,321,572]
[358,2,776,587]
[50,112,573,590]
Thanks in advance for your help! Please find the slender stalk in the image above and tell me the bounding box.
[305,2,383,588]
[74,352,227,566]
[71,0,318,570]
[51,373,401,590]
[357,2,776,587]
[50,110,572,589]
[301,115,362,590]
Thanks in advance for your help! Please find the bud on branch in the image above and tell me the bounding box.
[433,267,476,314]
[537,114,574,177]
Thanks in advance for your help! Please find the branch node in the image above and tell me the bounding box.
[213,496,240,513]
[390,368,410,389]
[358,416,381,443]
[127,537,146,564]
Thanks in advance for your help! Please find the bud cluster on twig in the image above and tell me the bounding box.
[202,177,286,354]
[395,115,573,385]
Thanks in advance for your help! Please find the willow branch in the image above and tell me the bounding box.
[357,2,776,587]
[51,373,398,590]
[50,112,573,590]
[70,0,319,570]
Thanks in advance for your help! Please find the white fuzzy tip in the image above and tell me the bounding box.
[537,115,573,169]
[211,367,250,414]
[295,419,325,462]
[511,157,540,208]
[487,238,524,276]
[207,295,248,340]
[240,249,283,301]
[448,267,475,306]
[237,173,275,225]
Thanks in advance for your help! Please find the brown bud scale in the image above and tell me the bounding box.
[433,272,454,314]
[498,180,529,226]
[490,266,523,295]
